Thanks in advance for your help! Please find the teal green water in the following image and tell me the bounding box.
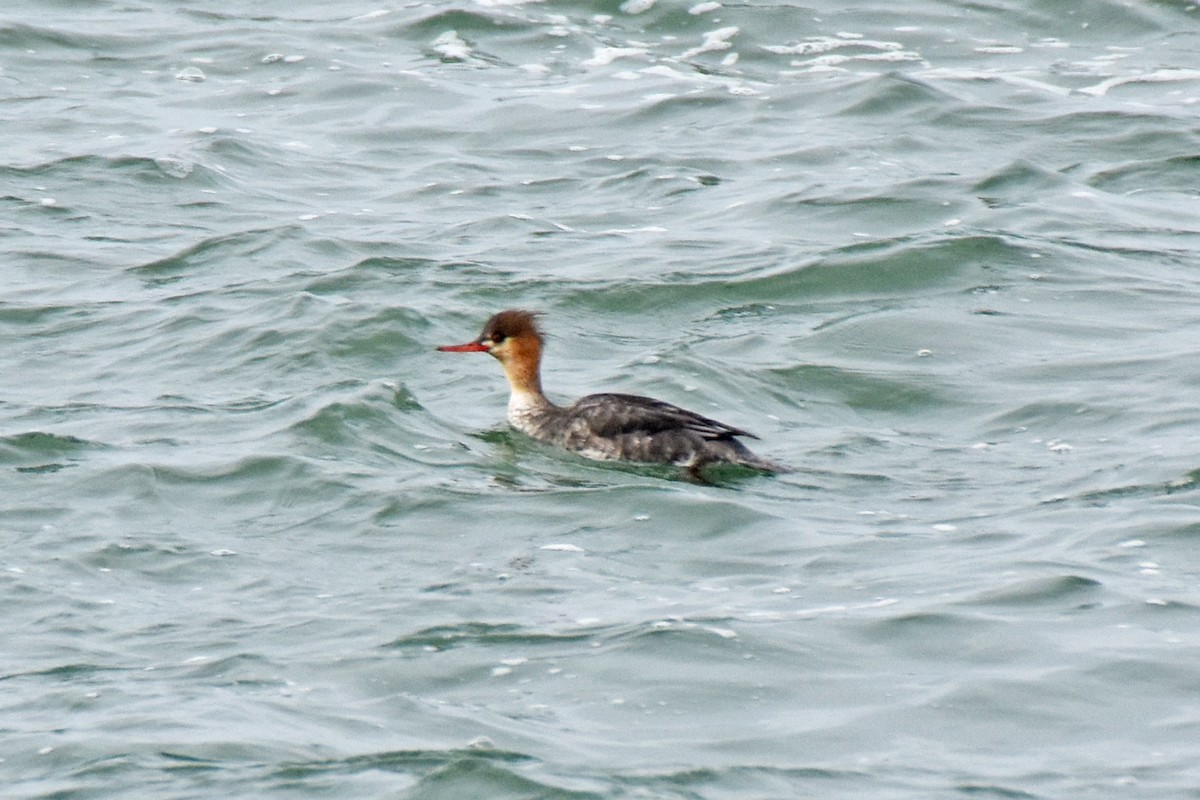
[4,1,1200,798]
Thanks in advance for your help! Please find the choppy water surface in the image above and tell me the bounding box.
[4,1,1200,797]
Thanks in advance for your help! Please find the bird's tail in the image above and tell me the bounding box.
[720,438,791,474]
[735,453,792,474]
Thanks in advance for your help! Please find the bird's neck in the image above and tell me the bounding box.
[501,340,551,411]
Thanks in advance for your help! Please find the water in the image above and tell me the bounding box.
[4,1,1200,797]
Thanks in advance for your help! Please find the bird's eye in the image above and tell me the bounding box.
[491,334,506,344]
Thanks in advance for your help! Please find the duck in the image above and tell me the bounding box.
[438,310,785,477]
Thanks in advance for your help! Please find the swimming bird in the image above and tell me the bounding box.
[437,310,784,477]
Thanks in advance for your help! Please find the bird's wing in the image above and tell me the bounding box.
[569,393,758,440]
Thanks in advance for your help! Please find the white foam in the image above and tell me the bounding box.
[763,36,903,56]
[796,49,921,68]
[681,26,739,59]
[620,0,656,13]
[689,1,721,14]
[541,543,585,552]
[1078,68,1200,97]
[919,67,1072,96]
[637,63,759,97]
[583,46,648,67]
[641,64,689,80]
[433,31,472,61]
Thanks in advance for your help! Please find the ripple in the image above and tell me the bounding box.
[0,431,106,473]
[127,226,303,285]
[965,574,1103,608]
[5,4,1200,799]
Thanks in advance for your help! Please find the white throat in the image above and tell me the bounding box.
[507,388,549,432]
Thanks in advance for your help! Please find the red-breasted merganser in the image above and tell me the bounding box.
[438,310,785,476]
